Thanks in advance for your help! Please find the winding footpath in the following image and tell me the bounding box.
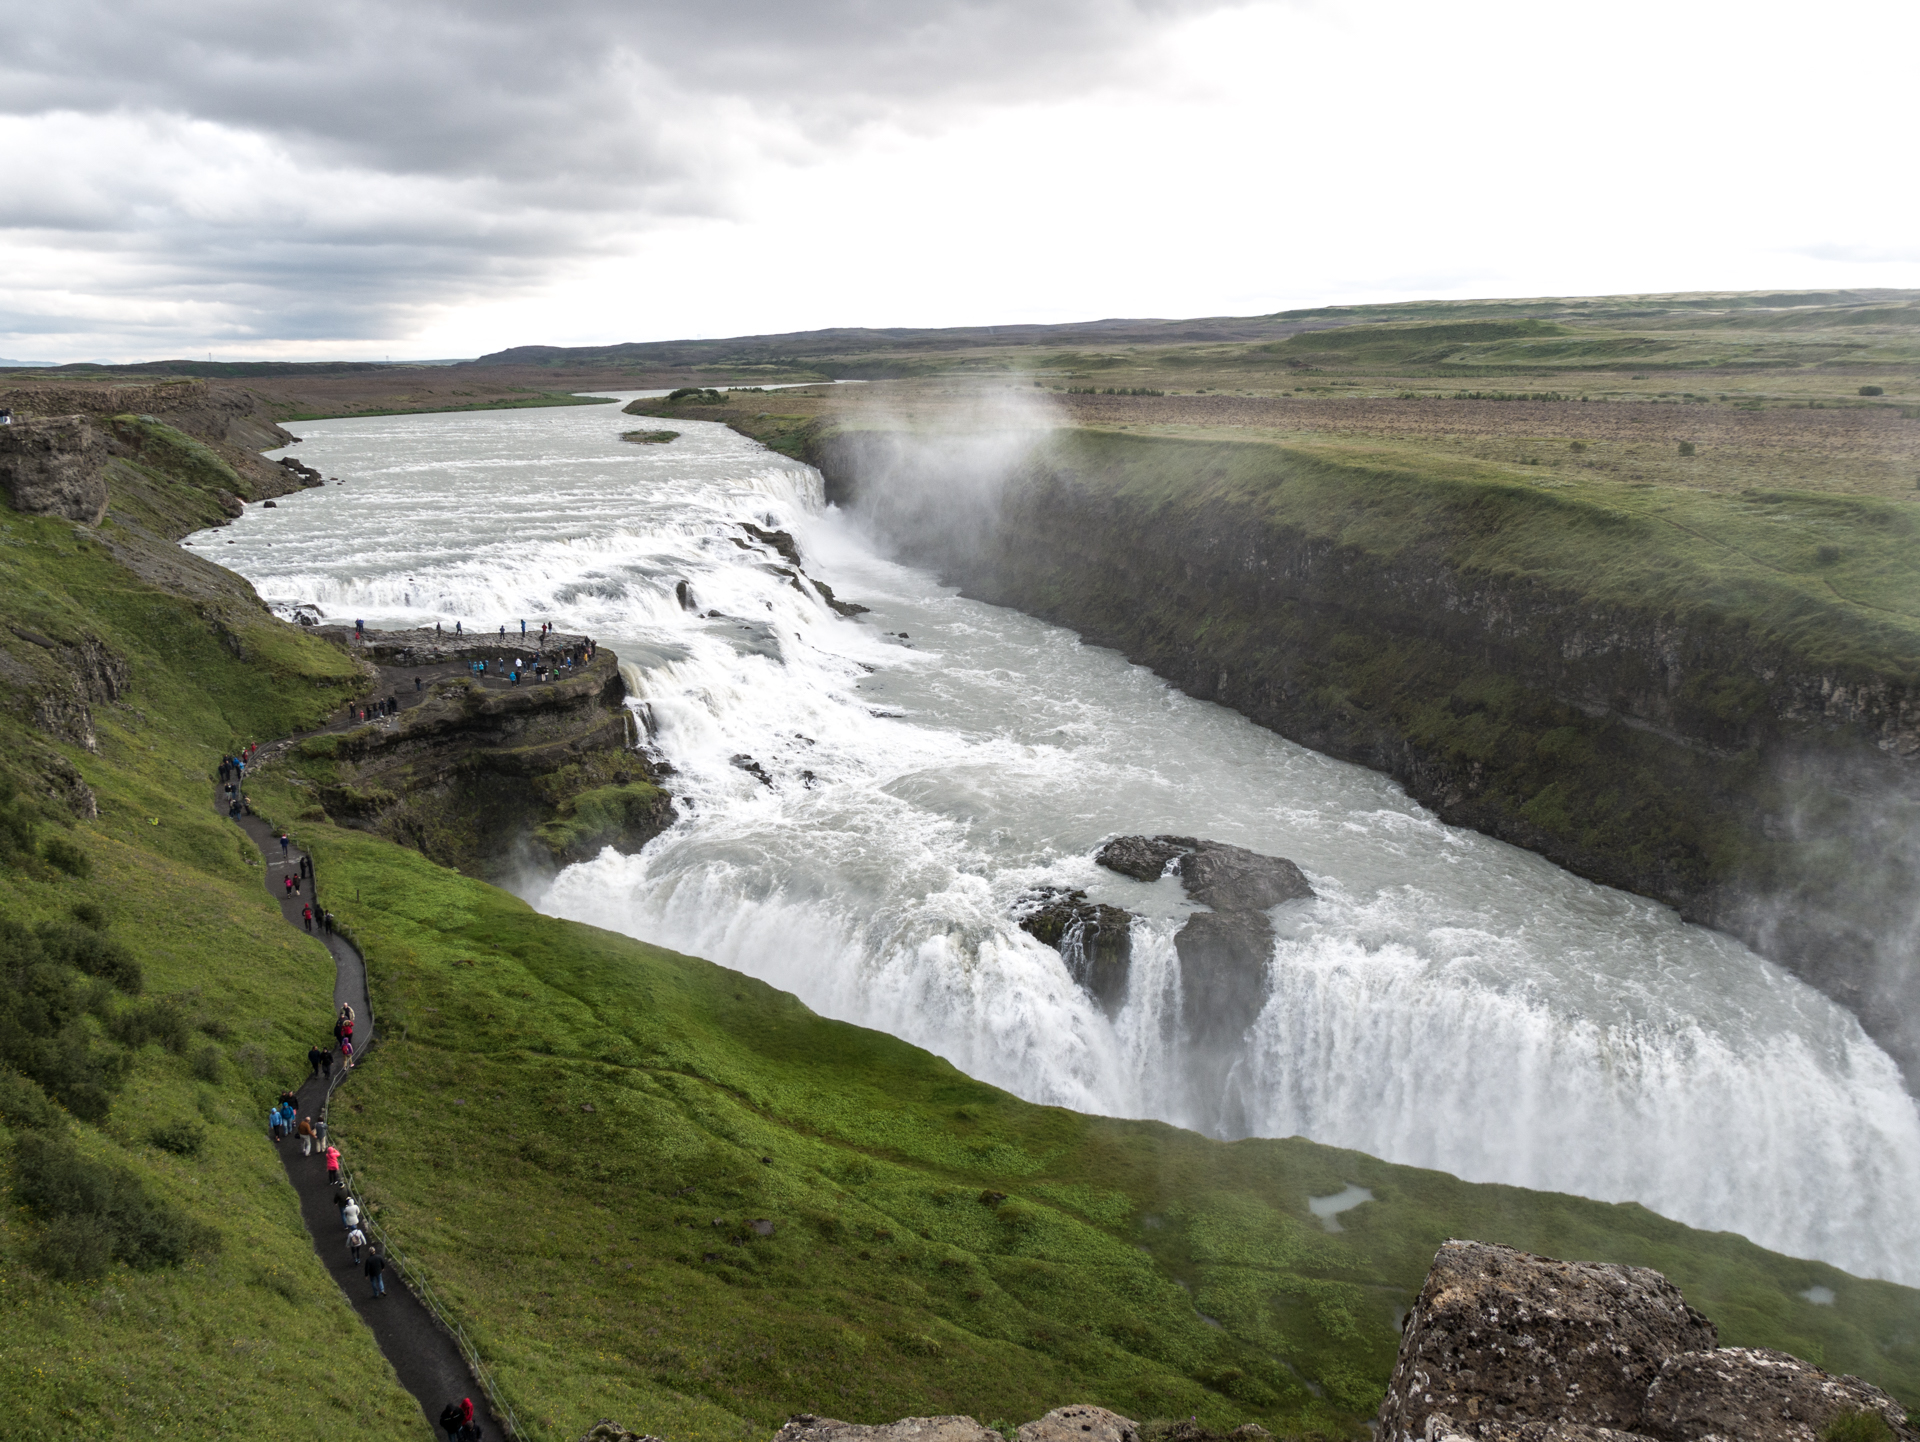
[219,705,507,1439]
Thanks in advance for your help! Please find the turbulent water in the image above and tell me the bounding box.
[197,394,1920,1284]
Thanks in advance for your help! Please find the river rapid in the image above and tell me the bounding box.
[196,394,1920,1285]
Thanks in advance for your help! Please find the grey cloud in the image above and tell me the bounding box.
[0,0,1233,349]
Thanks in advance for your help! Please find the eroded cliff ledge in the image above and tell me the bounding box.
[283,627,670,880]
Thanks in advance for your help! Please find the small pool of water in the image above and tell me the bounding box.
[1308,1184,1375,1232]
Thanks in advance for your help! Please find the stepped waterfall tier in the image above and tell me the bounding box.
[198,395,1920,1287]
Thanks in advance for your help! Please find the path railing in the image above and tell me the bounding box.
[327,1086,529,1441]
[244,770,531,1440]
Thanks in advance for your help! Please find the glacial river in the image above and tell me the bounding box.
[195,394,1920,1284]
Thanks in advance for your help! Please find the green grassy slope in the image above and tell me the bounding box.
[0,496,418,1436]
[5,418,1919,1442]
[238,770,1920,1442]
[1043,429,1920,665]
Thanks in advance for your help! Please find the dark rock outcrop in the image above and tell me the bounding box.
[1173,909,1281,1047]
[1017,887,1132,1013]
[1094,835,1314,1041]
[1095,833,1195,882]
[0,416,110,524]
[293,628,669,880]
[1179,841,1313,911]
[1379,1242,1914,1442]
[0,625,131,754]
[742,522,803,566]
[1094,834,1312,909]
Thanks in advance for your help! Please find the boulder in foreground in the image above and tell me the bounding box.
[1380,1240,1915,1442]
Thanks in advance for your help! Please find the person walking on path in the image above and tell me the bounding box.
[308,1045,326,1078]
[440,1401,465,1442]
[279,831,290,861]
[341,1195,361,1232]
[297,1114,315,1156]
[365,1244,387,1298]
[347,1224,366,1265]
[320,1048,334,1083]
[325,1144,341,1186]
[303,903,313,932]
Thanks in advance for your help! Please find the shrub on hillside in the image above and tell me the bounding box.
[42,835,91,877]
[69,901,107,931]
[665,387,728,404]
[108,996,193,1054]
[34,920,141,994]
[148,1118,206,1157]
[0,776,38,864]
[0,1067,67,1131]
[1858,385,1885,397]
[11,1131,220,1279]
[0,916,139,1123]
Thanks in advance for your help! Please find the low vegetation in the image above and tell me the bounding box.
[4,297,1919,1440]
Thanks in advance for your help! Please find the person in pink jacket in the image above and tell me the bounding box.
[325,1144,341,1186]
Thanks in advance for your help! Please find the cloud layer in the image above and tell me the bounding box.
[3,0,1917,360]
[0,0,1228,354]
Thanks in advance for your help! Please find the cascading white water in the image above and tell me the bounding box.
[195,394,1920,1284]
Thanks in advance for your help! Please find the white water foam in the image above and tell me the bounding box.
[194,394,1920,1284]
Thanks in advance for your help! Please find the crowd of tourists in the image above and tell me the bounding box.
[217,746,257,817]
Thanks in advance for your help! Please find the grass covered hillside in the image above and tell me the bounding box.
[3,405,1919,1442]
[0,434,419,1437]
[239,792,1920,1440]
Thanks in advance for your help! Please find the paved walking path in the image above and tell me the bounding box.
[223,782,505,1440]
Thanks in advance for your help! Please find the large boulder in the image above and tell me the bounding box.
[1643,1346,1916,1442]
[1174,908,1278,1046]
[1094,836,1313,909]
[577,1425,667,1442]
[0,416,110,524]
[1178,840,1313,911]
[1423,1421,1655,1441]
[1377,1241,1717,1440]
[1017,887,1133,1013]
[770,1418,1003,1442]
[1095,833,1196,882]
[1093,834,1313,1044]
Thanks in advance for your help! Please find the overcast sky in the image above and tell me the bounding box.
[1,0,1914,362]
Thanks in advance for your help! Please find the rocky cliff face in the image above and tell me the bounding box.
[0,416,111,523]
[288,628,670,880]
[807,427,1920,1085]
[1379,1241,1914,1442]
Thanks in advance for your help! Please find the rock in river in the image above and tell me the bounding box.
[1093,834,1315,1044]
[1017,888,1132,1014]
